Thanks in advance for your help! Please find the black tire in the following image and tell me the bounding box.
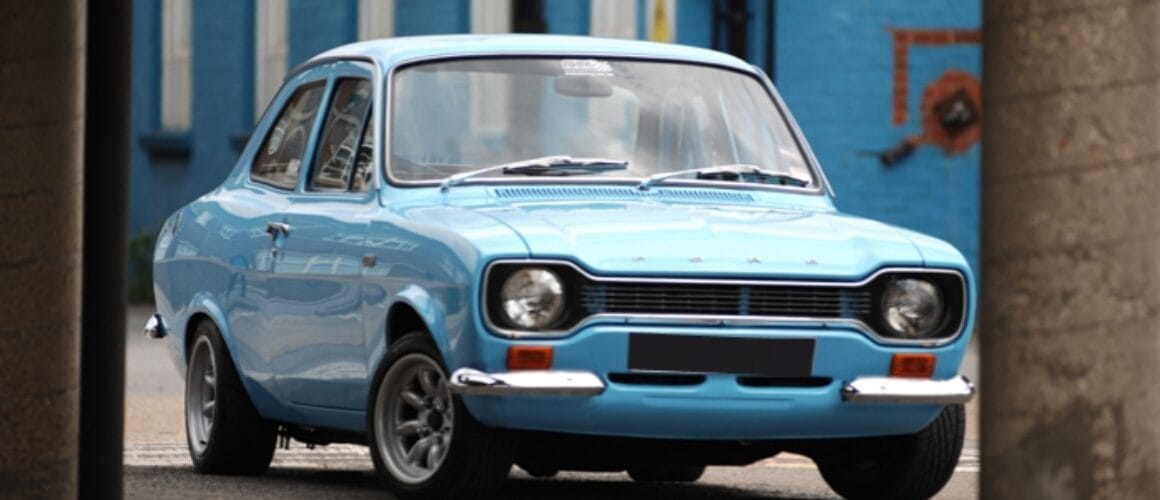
[184,318,277,475]
[517,462,560,478]
[816,404,965,500]
[627,465,706,483]
[367,332,512,499]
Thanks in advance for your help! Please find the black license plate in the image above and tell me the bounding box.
[628,334,815,377]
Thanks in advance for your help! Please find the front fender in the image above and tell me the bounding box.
[368,284,462,380]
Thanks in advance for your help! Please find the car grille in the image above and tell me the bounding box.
[579,282,873,319]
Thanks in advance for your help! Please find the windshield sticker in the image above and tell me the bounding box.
[561,59,614,77]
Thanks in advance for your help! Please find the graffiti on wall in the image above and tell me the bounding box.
[878,29,982,166]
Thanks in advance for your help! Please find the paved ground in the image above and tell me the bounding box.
[123,306,980,499]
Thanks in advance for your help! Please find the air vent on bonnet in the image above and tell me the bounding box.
[493,186,755,203]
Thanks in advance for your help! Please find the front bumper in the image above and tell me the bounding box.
[450,368,973,406]
[841,375,974,405]
[454,324,974,439]
[450,368,606,396]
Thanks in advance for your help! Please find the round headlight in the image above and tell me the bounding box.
[500,268,565,330]
[881,279,945,338]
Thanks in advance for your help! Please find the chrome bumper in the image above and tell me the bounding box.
[143,313,168,339]
[841,375,975,405]
[449,368,605,397]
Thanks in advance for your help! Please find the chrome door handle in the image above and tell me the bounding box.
[266,221,291,239]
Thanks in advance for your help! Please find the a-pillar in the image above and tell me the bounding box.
[982,0,1160,497]
[0,1,85,497]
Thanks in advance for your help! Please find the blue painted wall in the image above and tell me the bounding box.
[130,0,257,233]
[191,0,256,185]
[543,0,589,35]
[395,0,470,36]
[288,0,359,67]
[128,0,162,233]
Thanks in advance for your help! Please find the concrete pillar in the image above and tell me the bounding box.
[982,0,1160,498]
[0,1,85,498]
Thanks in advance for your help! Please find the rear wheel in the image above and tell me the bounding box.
[816,404,965,500]
[367,332,512,499]
[627,465,706,483]
[185,318,277,474]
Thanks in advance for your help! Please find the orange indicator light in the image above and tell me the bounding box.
[507,346,554,371]
[890,353,936,378]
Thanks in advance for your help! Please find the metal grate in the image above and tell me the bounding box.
[580,282,872,319]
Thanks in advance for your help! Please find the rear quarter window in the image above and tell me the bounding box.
[252,83,325,189]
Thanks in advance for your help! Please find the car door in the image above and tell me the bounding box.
[224,70,328,394]
[266,64,377,410]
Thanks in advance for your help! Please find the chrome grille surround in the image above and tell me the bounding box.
[482,259,968,346]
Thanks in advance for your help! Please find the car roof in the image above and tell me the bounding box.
[309,34,756,74]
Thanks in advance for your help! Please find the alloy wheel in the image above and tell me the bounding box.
[373,353,455,484]
[186,336,217,456]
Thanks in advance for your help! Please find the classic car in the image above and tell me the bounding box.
[147,34,976,499]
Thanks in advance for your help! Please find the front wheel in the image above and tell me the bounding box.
[816,404,965,500]
[367,333,512,499]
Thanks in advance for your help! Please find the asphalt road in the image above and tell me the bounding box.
[123,306,980,499]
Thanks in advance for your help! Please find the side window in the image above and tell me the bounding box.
[310,79,373,192]
[351,118,375,192]
[252,83,325,189]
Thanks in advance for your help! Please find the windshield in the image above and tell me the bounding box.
[389,57,816,188]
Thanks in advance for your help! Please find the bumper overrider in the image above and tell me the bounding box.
[449,368,974,405]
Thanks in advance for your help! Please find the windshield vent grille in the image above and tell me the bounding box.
[493,187,754,203]
[580,282,872,319]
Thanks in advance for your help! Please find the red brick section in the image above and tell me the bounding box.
[891,29,982,125]
[920,69,981,153]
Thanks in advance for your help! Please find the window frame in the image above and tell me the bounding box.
[382,55,827,196]
[358,0,394,40]
[255,0,289,121]
[249,81,327,191]
[160,0,192,130]
[308,78,374,193]
[246,61,379,197]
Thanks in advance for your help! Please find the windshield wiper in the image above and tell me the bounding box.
[440,155,629,191]
[637,164,809,191]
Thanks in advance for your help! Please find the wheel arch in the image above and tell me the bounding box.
[179,293,284,420]
[180,293,234,367]
[369,286,456,380]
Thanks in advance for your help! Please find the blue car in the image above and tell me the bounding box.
[148,34,975,499]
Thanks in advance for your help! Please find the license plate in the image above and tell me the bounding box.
[627,334,815,377]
